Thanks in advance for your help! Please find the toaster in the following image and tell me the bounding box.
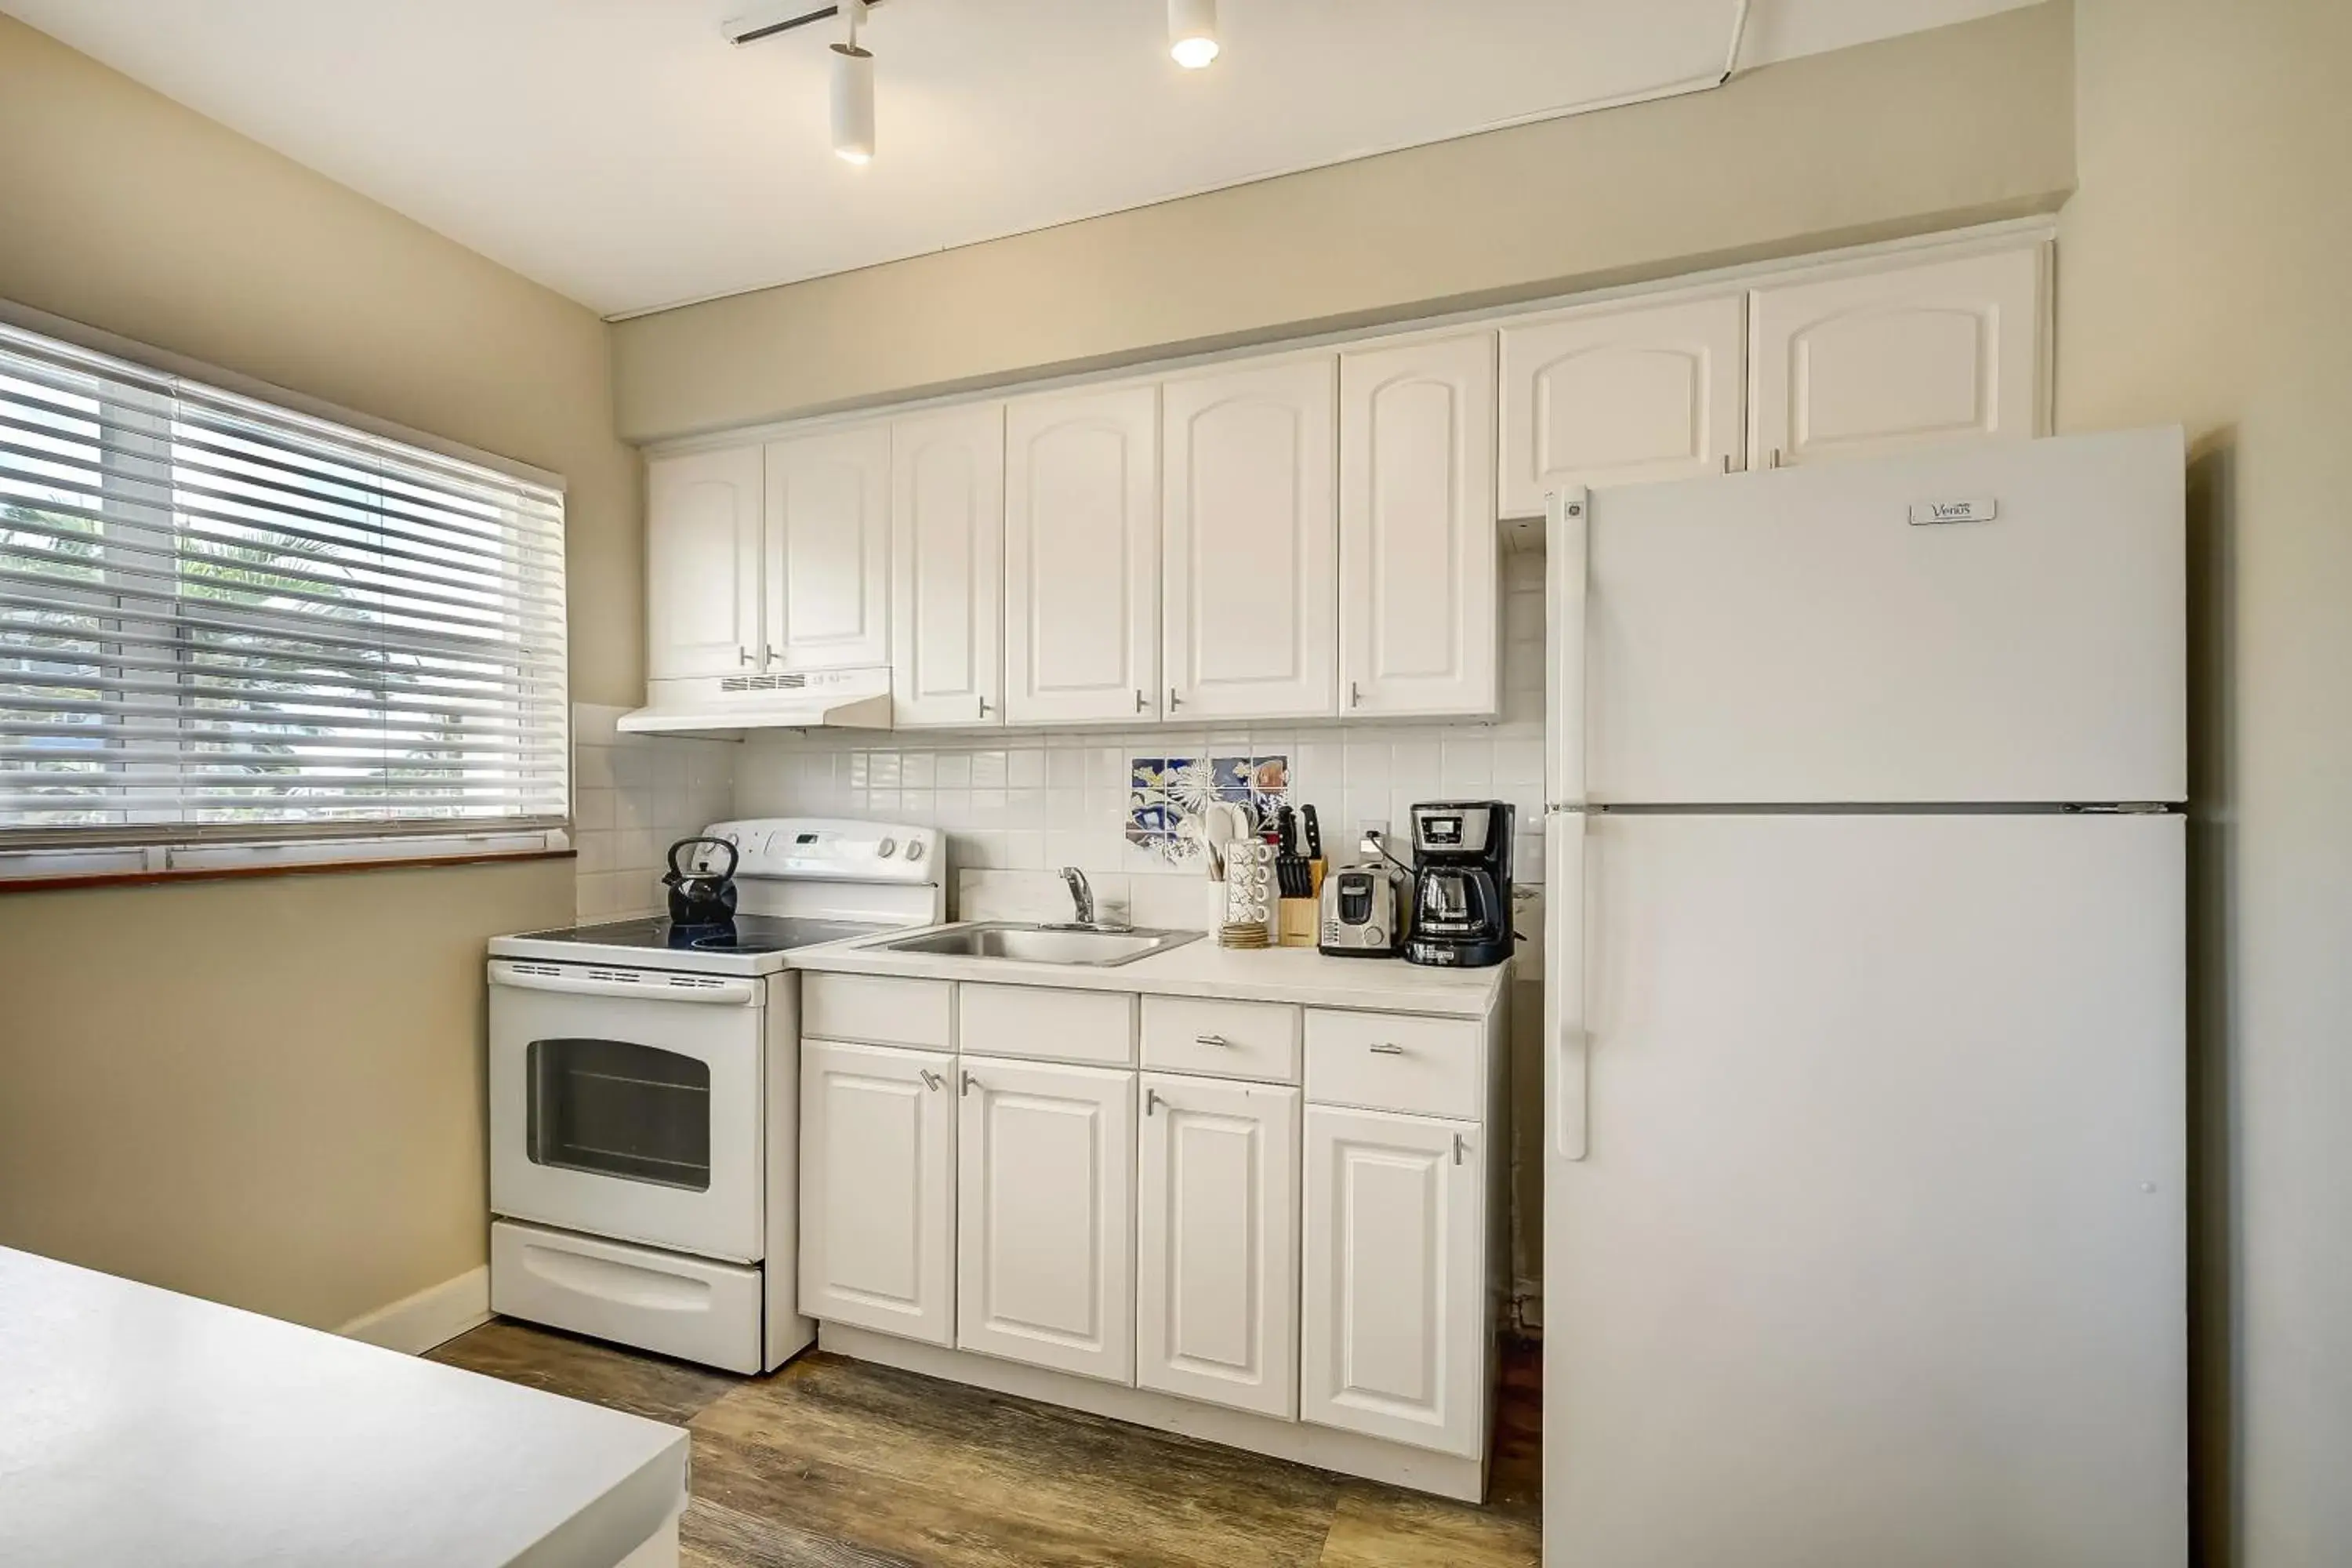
[1318,863,1407,958]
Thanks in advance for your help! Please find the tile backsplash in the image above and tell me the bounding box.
[725,553,1548,917]
[571,703,739,921]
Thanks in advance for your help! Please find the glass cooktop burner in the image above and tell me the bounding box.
[516,915,886,956]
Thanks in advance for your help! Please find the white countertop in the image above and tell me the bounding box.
[0,1247,688,1568]
[789,924,1514,1018]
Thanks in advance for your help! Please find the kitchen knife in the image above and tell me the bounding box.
[1301,804,1323,863]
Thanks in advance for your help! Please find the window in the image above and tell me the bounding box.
[0,320,567,877]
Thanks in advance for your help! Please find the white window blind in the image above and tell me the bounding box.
[0,321,568,859]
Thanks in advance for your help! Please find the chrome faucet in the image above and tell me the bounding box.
[1060,866,1097,927]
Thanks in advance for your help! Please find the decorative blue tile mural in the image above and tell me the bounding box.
[1128,754,1290,864]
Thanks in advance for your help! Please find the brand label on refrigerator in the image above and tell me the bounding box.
[1909,496,1998,526]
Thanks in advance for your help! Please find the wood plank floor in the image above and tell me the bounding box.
[429,1321,1541,1567]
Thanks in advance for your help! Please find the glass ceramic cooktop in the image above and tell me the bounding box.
[515,915,887,956]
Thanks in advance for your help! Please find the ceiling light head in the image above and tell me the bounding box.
[830,40,874,164]
[1168,0,1219,69]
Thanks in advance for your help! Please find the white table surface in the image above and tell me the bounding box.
[0,1247,688,1568]
[789,924,1514,1017]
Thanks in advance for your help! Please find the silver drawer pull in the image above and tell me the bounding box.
[961,1070,978,1097]
[1454,1132,1468,1166]
[919,1069,943,1091]
[1368,1043,1406,1056]
[1195,1033,1232,1047]
[1145,1087,1163,1116]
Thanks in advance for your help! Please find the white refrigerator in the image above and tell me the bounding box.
[1541,426,2189,1566]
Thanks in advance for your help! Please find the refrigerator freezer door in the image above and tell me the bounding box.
[1543,811,2185,1567]
[1575,426,2186,804]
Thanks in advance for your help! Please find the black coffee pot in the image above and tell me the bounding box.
[662,836,740,927]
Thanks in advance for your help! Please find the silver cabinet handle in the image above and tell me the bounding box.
[978,696,992,717]
[1194,1033,1232,1047]
[1145,1087,1163,1116]
[1770,448,1784,469]
[960,1070,977,1097]
[919,1069,943,1091]
[1454,1131,1467,1166]
[767,644,782,667]
[1134,688,1148,713]
[738,647,755,666]
[1348,681,1363,708]
[1168,687,1181,711]
[1368,1042,1405,1056]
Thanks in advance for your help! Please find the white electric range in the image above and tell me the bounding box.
[485,817,943,1374]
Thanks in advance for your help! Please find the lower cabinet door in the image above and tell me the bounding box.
[1136,1075,1301,1417]
[799,1040,956,1345]
[1301,1105,1485,1457]
[956,1055,1137,1383]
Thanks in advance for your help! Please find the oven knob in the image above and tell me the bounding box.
[876,837,897,858]
[904,840,925,862]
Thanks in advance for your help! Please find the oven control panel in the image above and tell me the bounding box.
[703,818,943,884]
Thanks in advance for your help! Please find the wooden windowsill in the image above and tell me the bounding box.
[0,847,575,896]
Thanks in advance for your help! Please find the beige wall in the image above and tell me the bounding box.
[0,15,625,1330]
[0,861,572,1330]
[612,1,2075,441]
[2060,5,2352,1563]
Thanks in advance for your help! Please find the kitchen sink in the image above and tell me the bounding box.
[871,921,1201,967]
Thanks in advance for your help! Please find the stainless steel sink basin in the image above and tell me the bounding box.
[873,921,1200,967]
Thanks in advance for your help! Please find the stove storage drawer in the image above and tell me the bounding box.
[803,974,953,1049]
[1303,1009,1484,1120]
[491,1219,765,1374]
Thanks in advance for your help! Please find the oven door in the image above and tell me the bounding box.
[488,960,765,1264]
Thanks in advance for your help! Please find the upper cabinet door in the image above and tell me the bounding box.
[1338,332,1499,719]
[1004,384,1161,725]
[1749,244,2048,469]
[1162,358,1338,722]
[1499,292,1747,517]
[763,424,890,670]
[644,445,763,681]
[890,405,1005,728]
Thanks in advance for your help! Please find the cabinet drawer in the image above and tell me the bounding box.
[803,974,954,1049]
[960,983,1137,1066]
[1305,1010,1483,1120]
[1142,996,1300,1083]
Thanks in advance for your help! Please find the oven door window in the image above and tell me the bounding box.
[527,1037,712,1191]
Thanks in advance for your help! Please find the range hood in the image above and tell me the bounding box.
[617,665,893,737]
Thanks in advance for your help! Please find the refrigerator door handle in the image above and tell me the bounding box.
[1546,487,1590,810]
[1548,808,1589,1161]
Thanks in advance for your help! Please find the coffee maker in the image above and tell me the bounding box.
[1403,800,1514,968]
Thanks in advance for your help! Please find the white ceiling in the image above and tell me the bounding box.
[5,0,2044,319]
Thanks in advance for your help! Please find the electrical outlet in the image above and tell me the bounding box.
[1356,818,1388,856]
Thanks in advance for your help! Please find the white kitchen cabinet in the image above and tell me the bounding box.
[1135,1075,1300,1419]
[1499,292,1747,516]
[1338,332,1498,719]
[956,1054,1136,1382]
[1301,1104,1485,1458]
[1004,383,1160,724]
[644,445,763,681]
[1161,358,1338,721]
[799,1040,956,1346]
[889,404,1005,728]
[763,423,891,670]
[1749,244,2048,469]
